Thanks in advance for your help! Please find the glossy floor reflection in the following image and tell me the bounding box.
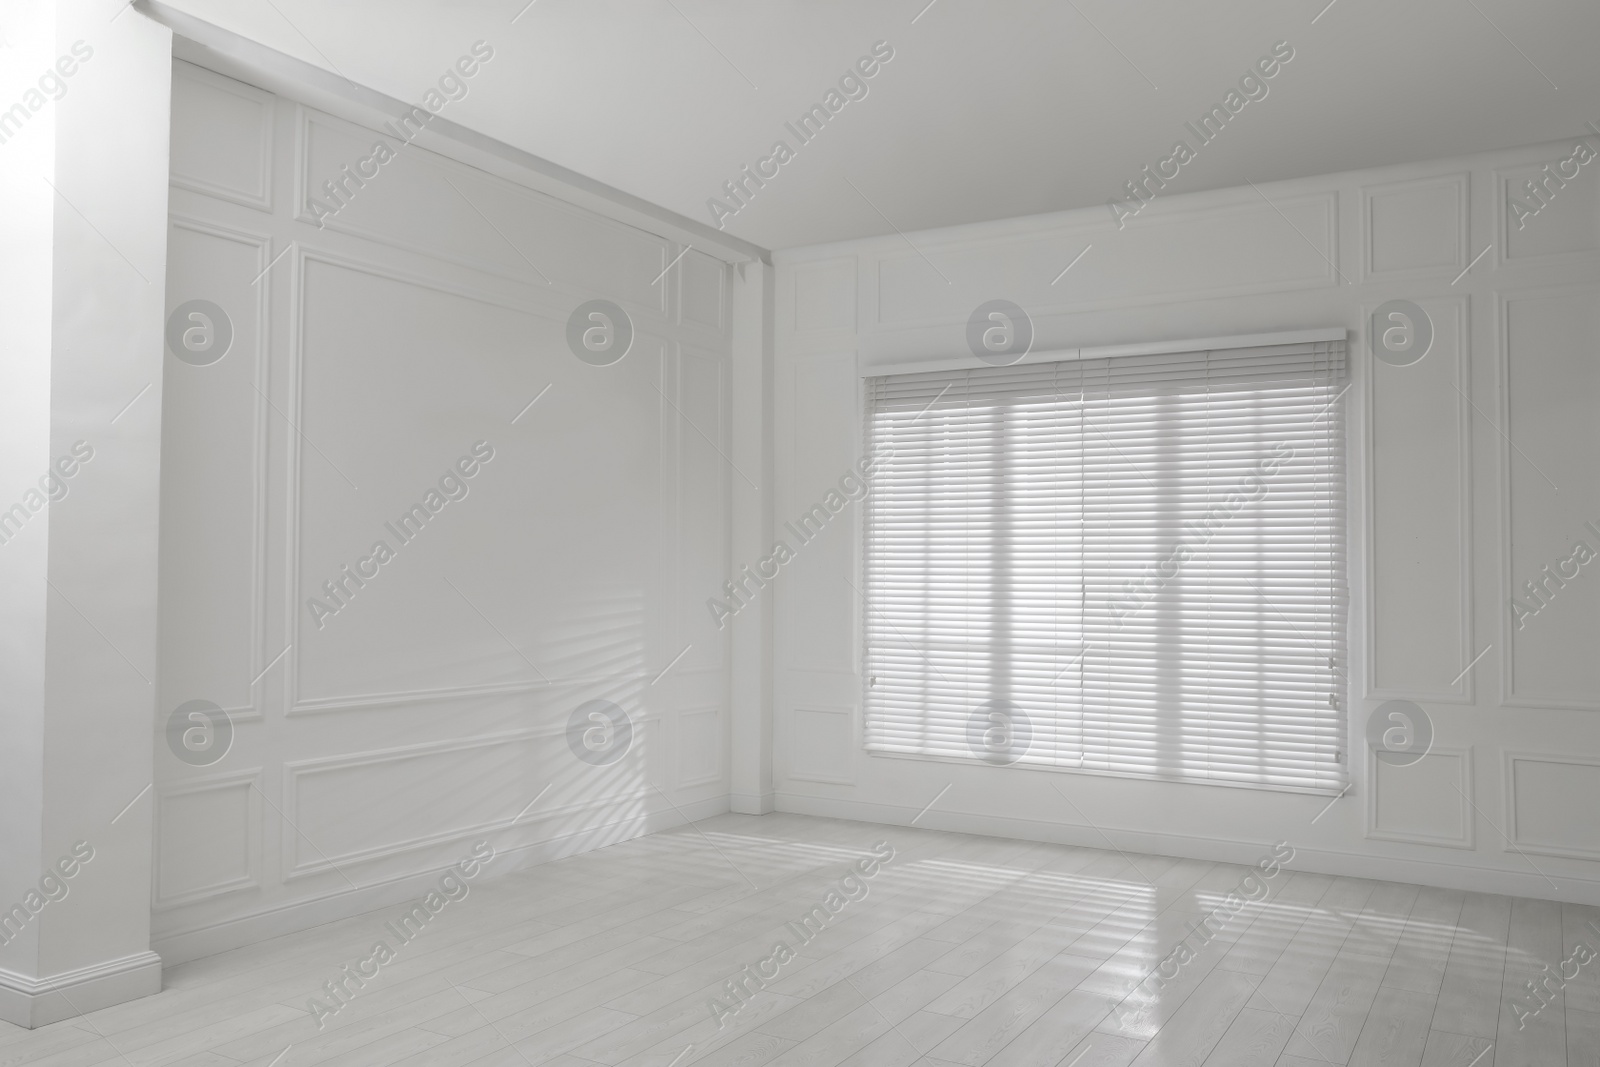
[2,813,1594,1066]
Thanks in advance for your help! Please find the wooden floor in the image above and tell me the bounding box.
[4,812,1597,1066]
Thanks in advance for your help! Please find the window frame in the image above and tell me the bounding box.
[857,335,1352,796]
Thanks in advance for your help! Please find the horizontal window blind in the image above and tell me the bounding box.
[862,339,1347,793]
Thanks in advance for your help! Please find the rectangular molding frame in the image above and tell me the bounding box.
[783,704,857,786]
[278,720,661,878]
[279,243,670,717]
[1503,749,1600,861]
[1364,743,1475,850]
[1494,158,1600,268]
[166,214,273,724]
[1363,296,1475,704]
[778,352,865,676]
[677,706,724,788]
[170,61,275,211]
[153,768,264,908]
[1496,283,1600,711]
[1359,171,1470,282]
[291,109,674,320]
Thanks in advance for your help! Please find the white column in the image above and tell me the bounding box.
[0,1,171,1027]
[727,260,775,813]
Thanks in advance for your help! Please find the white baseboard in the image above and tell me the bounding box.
[152,794,730,966]
[0,952,162,1029]
[730,791,776,815]
[774,791,1600,907]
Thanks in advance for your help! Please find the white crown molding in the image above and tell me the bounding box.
[137,0,768,266]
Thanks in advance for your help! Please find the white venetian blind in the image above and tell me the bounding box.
[862,338,1347,794]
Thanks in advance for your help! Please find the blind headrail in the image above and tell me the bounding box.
[860,327,1348,379]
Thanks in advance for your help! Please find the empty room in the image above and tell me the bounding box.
[4,1,1600,1064]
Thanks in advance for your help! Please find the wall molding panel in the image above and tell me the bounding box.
[287,678,549,717]
[788,257,858,337]
[778,353,862,677]
[156,61,733,948]
[1504,750,1600,862]
[678,707,724,788]
[673,344,730,678]
[774,137,1600,905]
[293,109,673,318]
[282,728,558,878]
[784,705,856,786]
[1364,295,1475,703]
[1360,172,1469,281]
[1495,154,1600,267]
[1364,744,1475,850]
[866,189,1338,332]
[678,249,728,333]
[280,243,672,713]
[170,61,274,211]
[278,719,669,879]
[1496,284,1600,712]
[160,215,273,725]
[153,769,263,909]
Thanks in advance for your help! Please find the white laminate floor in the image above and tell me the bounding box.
[3,813,1596,1066]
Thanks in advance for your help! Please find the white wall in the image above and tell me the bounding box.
[771,137,1600,904]
[153,59,740,962]
[0,0,171,1027]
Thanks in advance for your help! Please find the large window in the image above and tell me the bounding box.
[862,337,1347,793]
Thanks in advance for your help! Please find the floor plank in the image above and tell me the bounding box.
[0,814,1589,1067]
[1432,894,1512,1041]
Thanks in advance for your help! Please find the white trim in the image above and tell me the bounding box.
[729,791,776,815]
[163,213,274,724]
[151,794,728,965]
[1503,750,1600,862]
[278,724,663,877]
[785,705,858,786]
[0,953,163,1029]
[138,1,767,266]
[1363,744,1475,850]
[858,748,1347,798]
[289,678,550,717]
[677,706,725,788]
[153,769,264,908]
[1358,172,1470,282]
[1362,297,1476,704]
[1497,284,1600,711]
[772,791,1600,906]
[169,61,276,211]
[860,327,1348,378]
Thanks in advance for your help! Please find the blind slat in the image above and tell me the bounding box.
[862,339,1348,793]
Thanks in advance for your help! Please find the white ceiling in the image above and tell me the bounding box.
[157,0,1600,251]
